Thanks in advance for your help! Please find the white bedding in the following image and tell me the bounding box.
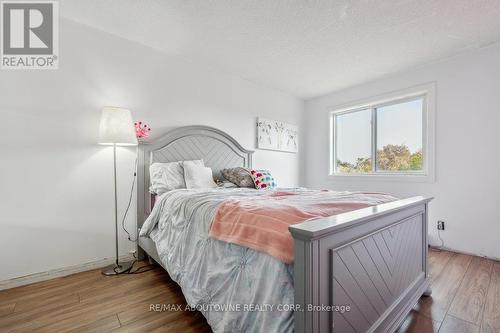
[140,188,298,333]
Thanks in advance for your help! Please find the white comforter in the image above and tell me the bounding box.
[140,188,297,333]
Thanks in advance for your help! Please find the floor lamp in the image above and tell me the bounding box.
[98,106,138,275]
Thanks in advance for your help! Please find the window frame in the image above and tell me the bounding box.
[329,84,435,182]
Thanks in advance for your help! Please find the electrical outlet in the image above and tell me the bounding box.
[437,221,445,230]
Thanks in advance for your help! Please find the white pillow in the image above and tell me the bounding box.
[149,160,203,194]
[183,163,217,189]
[183,159,204,170]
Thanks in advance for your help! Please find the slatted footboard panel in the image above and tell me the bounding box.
[331,215,424,332]
[290,197,432,333]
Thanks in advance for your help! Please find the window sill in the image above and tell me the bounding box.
[328,173,434,183]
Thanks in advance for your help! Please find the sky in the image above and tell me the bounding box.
[336,98,423,163]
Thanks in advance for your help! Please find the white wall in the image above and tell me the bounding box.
[304,43,500,260]
[0,19,303,281]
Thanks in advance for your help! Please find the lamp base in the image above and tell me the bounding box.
[101,261,134,275]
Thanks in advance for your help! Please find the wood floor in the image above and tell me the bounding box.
[399,249,500,333]
[0,249,499,332]
[0,263,212,333]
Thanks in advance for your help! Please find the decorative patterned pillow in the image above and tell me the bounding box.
[221,167,255,188]
[250,169,277,189]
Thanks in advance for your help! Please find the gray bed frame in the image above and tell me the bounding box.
[136,125,433,333]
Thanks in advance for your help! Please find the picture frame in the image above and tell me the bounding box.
[256,117,298,153]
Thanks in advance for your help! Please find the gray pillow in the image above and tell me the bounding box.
[218,181,238,188]
[221,167,255,188]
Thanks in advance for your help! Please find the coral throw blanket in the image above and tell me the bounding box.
[209,190,396,264]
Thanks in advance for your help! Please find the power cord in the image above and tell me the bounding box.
[119,146,156,274]
[128,261,156,274]
[436,228,445,251]
[430,226,446,253]
[121,146,138,242]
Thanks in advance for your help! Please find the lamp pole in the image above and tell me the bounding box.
[113,143,119,268]
[102,144,134,275]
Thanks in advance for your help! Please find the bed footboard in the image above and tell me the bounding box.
[289,196,432,333]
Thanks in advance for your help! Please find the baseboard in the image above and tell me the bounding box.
[429,245,500,262]
[0,254,135,291]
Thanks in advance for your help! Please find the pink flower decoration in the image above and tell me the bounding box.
[134,121,151,139]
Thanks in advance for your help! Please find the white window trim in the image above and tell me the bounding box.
[328,83,436,183]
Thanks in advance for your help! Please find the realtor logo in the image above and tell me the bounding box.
[1,1,58,69]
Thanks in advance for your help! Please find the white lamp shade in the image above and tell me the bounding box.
[98,107,138,146]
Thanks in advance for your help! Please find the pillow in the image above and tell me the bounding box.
[221,167,255,188]
[182,159,204,170]
[250,169,277,189]
[184,163,217,189]
[218,181,238,189]
[149,159,204,194]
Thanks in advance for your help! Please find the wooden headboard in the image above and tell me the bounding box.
[136,125,253,228]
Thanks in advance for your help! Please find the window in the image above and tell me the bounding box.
[330,86,434,181]
[336,108,373,173]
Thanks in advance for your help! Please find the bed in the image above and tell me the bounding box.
[136,125,433,333]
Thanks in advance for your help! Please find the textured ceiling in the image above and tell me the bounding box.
[61,0,500,98]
